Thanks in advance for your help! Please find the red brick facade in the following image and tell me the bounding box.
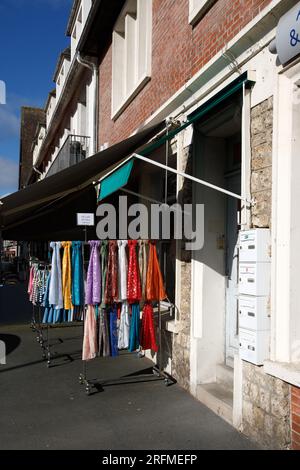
[98,0,272,146]
[291,386,300,450]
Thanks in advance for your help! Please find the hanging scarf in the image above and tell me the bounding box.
[99,307,110,357]
[127,240,142,303]
[100,241,108,307]
[129,303,140,352]
[82,305,98,361]
[42,271,51,324]
[27,266,34,296]
[72,241,84,306]
[31,266,39,305]
[140,302,158,352]
[61,242,73,310]
[105,241,118,304]
[33,268,47,306]
[109,304,119,357]
[138,240,148,299]
[49,242,63,309]
[118,240,128,301]
[29,265,37,302]
[85,241,101,305]
[118,301,130,350]
[146,241,167,301]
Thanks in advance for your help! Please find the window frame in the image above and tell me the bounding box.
[189,0,216,25]
[111,0,152,120]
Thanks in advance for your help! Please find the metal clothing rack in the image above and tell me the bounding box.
[29,256,84,367]
[79,301,175,395]
[79,239,176,395]
[31,304,47,361]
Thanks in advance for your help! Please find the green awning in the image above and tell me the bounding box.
[98,158,134,201]
[97,72,254,202]
[140,71,253,157]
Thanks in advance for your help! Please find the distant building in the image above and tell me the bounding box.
[19,107,45,189]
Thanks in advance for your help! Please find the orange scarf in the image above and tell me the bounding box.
[146,241,167,301]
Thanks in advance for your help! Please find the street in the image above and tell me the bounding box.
[0,323,257,450]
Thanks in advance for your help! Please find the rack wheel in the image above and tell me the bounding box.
[152,368,160,377]
[79,375,84,385]
[42,353,46,360]
[85,385,91,396]
[138,351,144,359]
[47,361,51,368]
[164,378,172,387]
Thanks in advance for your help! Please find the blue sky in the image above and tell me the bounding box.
[0,0,73,196]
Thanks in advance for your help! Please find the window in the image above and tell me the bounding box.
[112,0,152,119]
[72,25,77,40]
[77,6,82,23]
[189,0,216,25]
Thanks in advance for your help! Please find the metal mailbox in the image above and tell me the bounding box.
[239,295,270,331]
[239,229,271,263]
[239,328,270,365]
[239,262,271,297]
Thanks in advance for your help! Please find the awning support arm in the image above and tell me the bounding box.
[133,153,253,205]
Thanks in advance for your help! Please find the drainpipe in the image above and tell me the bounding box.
[76,52,98,155]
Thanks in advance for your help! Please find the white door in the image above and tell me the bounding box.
[225,172,241,367]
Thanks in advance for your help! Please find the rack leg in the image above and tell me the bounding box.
[152,303,175,386]
[79,360,91,395]
[46,325,51,367]
[79,307,91,395]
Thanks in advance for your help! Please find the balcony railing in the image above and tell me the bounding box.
[46,135,90,177]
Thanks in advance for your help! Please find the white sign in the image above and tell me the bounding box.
[276,2,300,64]
[77,213,95,226]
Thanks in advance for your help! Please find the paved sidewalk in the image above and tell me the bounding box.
[0,324,258,450]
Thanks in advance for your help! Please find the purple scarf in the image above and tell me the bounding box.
[85,241,101,305]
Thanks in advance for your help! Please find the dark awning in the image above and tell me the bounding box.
[0,122,163,240]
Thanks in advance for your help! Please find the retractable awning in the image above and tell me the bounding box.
[0,122,164,240]
[98,72,254,204]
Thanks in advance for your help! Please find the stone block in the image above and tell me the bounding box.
[274,379,290,398]
[260,387,271,413]
[251,129,272,148]
[251,166,272,193]
[251,190,272,228]
[251,115,265,135]
[252,142,272,170]
[249,382,259,405]
[271,395,290,419]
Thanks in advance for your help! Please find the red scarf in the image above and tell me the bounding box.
[127,240,142,303]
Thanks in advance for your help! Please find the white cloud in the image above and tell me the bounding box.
[0,93,43,140]
[0,106,19,139]
[0,157,18,194]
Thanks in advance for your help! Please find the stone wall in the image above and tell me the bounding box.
[241,97,291,449]
[171,144,192,391]
[242,362,291,449]
[250,97,273,228]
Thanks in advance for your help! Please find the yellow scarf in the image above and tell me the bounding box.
[62,241,73,310]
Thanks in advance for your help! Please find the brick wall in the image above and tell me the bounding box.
[98,0,272,147]
[291,386,300,450]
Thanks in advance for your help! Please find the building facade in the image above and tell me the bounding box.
[24,0,300,450]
